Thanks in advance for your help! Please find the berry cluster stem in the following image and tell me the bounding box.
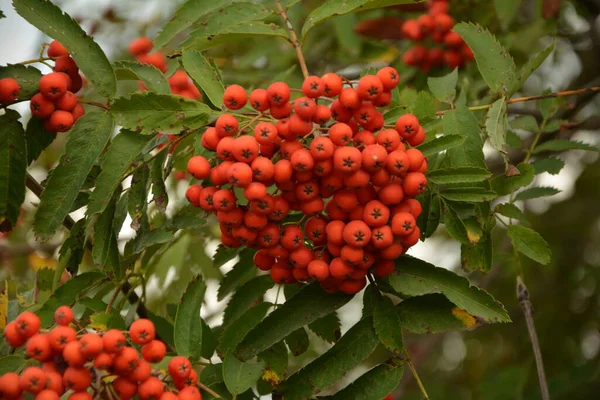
[18,56,54,65]
[275,0,309,79]
[405,351,430,400]
[79,98,110,110]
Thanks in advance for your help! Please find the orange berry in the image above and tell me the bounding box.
[63,367,92,392]
[94,352,114,370]
[54,305,74,325]
[46,110,74,133]
[329,122,353,146]
[402,172,427,197]
[357,75,384,101]
[378,183,405,205]
[71,103,85,121]
[385,150,410,176]
[294,96,317,120]
[408,125,426,147]
[376,67,400,91]
[271,262,295,284]
[321,72,343,97]
[138,376,164,400]
[0,372,22,398]
[0,78,20,103]
[138,52,167,73]
[307,260,329,281]
[302,75,324,98]
[128,36,153,56]
[114,346,140,374]
[339,278,367,294]
[16,311,41,338]
[395,114,420,139]
[79,333,104,358]
[26,333,53,361]
[343,220,372,247]
[361,144,388,173]
[270,102,292,119]
[187,156,211,180]
[223,84,247,110]
[253,122,277,145]
[391,211,416,236]
[243,181,267,201]
[47,40,69,57]
[267,81,290,106]
[68,392,93,400]
[288,114,312,137]
[313,104,332,125]
[215,114,239,138]
[186,184,203,207]
[159,393,179,400]
[232,135,259,163]
[45,370,64,394]
[178,386,202,400]
[333,146,362,174]
[103,329,127,353]
[39,72,69,100]
[339,87,361,109]
[129,359,152,383]
[3,321,26,347]
[374,260,395,277]
[30,93,55,119]
[35,389,60,400]
[113,376,138,400]
[363,200,390,227]
[168,356,192,380]
[376,129,402,152]
[249,88,270,111]
[54,55,79,76]
[227,162,253,187]
[20,367,47,393]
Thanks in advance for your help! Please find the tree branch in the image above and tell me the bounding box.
[275,0,309,79]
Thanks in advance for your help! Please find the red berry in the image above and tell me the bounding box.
[0,78,20,103]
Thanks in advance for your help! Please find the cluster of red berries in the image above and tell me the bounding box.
[128,37,201,100]
[184,67,428,295]
[27,41,86,133]
[401,0,473,70]
[1,308,202,400]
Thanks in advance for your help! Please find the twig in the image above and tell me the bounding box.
[197,381,221,399]
[436,86,600,116]
[405,350,430,400]
[105,283,123,312]
[18,56,54,65]
[275,0,309,79]
[79,99,110,110]
[517,277,550,400]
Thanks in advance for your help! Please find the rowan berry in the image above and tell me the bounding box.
[94,352,114,370]
[30,93,55,119]
[330,99,353,122]
[386,150,410,176]
[402,226,421,247]
[113,376,138,400]
[40,72,69,100]
[216,136,236,160]
[329,257,353,279]
[357,75,384,101]
[376,66,400,91]
[288,114,313,136]
[55,90,78,111]
[376,129,402,152]
[233,135,259,163]
[168,356,192,379]
[46,110,74,132]
[4,321,26,347]
[403,172,428,197]
[313,104,332,125]
[223,84,247,110]
[201,127,220,151]
[0,372,22,398]
[16,311,41,338]
[178,386,202,400]
[69,392,94,400]
[35,389,60,400]
[62,341,86,367]
[103,329,127,353]
[138,376,164,400]
[215,114,239,138]
[270,101,292,119]
[79,333,104,358]
[138,52,167,73]
[187,156,211,180]
[26,333,52,361]
[267,81,290,106]
[444,50,463,69]
[48,40,69,57]
[227,162,253,187]
[343,220,372,247]
[63,367,92,392]
[321,72,343,97]
[333,146,362,174]
[381,242,404,260]
[0,78,20,102]
[254,122,278,144]
[249,88,270,111]
[54,55,78,75]
[129,359,153,383]
[185,184,203,207]
[307,260,329,281]
[353,130,376,149]
[128,36,153,56]
[374,260,395,277]
[19,367,47,393]
[339,87,361,109]
[339,278,367,294]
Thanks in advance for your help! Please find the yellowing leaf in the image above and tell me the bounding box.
[262,369,281,385]
[452,307,478,328]
[28,253,57,271]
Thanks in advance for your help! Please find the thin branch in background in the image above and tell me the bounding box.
[405,350,431,400]
[197,381,221,399]
[517,276,551,400]
[275,0,309,79]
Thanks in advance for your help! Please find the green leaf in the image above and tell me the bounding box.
[507,225,551,265]
[91,193,120,274]
[440,188,498,203]
[427,167,491,184]
[0,355,25,375]
[494,0,521,29]
[0,64,42,99]
[389,256,510,323]
[25,116,56,165]
[301,0,419,39]
[427,68,458,104]
[442,106,486,168]
[308,312,341,343]
[0,110,27,227]
[88,310,126,331]
[533,139,598,154]
[442,202,469,244]
[150,151,168,214]
[490,163,535,196]
[515,186,560,201]
[532,157,565,175]
[417,134,466,158]
[235,283,353,361]
[486,97,508,160]
[174,278,206,361]
[13,0,116,98]
[125,164,150,233]
[87,130,152,215]
[280,317,380,400]
[219,302,271,355]
[147,311,175,349]
[113,61,170,94]
[418,190,441,238]
[373,296,404,353]
[56,219,86,280]
[202,319,218,360]
[38,271,106,327]
[257,341,288,383]
[181,50,225,110]
[413,91,436,120]
[506,130,523,148]
[453,22,516,95]
[110,93,215,135]
[218,250,257,301]
[518,41,555,89]
[494,203,528,223]
[398,294,481,334]
[461,232,493,273]
[510,115,539,132]
[33,111,114,239]
[284,327,310,356]
[182,2,272,45]
[223,275,274,328]
[154,0,233,48]
[331,358,404,400]
[183,22,289,51]
[36,267,54,292]
[223,352,264,396]
[213,244,242,269]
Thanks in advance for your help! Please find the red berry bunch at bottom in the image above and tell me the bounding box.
[185,67,428,295]
[29,40,86,133]
[1,307,203,400]
[401,0,474,70]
